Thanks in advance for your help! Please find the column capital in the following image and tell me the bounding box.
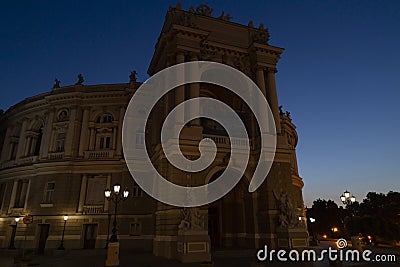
[266,67,278,73]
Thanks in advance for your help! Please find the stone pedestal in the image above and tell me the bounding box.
[177,230,211,263]
[276,227,309,249]
[105,242,120,266]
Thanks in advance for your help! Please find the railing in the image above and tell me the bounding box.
[17,156,38,164]
[48,152,64,160]
[82,205,104,214]
[202,134,255,149]
[84,150,114,159]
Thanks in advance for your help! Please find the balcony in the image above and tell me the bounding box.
[84,150,114,160]
[17,156,38,164]
[82,205,104,214]
[48,152,64,160]
[202,134,255,150]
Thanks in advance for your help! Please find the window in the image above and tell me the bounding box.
[43,182,55,204]
[13,179,28,208]
[130,221,142,236]
[103,115,113,123]
[97,114,113,123]
[133,182,143,197]
[33,126,43,156]
[10,142,17,160]
[99,136,111,150]
[56,133,66,152]
[85,177,107,205]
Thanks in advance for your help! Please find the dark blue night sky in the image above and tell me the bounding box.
[1,1,399,206]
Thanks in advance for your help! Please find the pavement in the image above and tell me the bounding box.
[0,243,398,267]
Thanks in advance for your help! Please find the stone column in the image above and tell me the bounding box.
[78,108,90,157]
[23,136,31,157]
[65,107,77,157]
[115,106,125,157]
[16,119,28,160]
[175,52,185,129]
[189,54,200,126]
[256,68,267,97]
[23,179,31,212]
[40,109,55,159]
[1,127,12,162]
[89,128,96,150]
[8,180,18,212]
[266,68,281,133]
[77,174,88,213]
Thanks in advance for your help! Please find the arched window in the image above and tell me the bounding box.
[33,125,43,156]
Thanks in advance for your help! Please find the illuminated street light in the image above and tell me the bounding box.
[104,183,129,266]
[57,215,68,250]
[340,190,356,206]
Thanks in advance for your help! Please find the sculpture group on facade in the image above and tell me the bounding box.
[273,189,299,229]
[178,207,204,231]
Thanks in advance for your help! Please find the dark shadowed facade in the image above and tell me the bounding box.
[0,4,308,262]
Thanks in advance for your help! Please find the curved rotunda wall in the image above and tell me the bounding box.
[0,83,156,251]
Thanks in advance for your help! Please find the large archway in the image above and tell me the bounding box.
[207,170,255,249]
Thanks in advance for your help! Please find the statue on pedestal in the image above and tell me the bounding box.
[178,207,204,231]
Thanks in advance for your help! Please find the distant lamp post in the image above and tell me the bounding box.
[340,190,356,206]
[9,217,20,249]
[105,184,129,242]
[104,183,129,267]
[57,215,68,250]
[309,218,316,223]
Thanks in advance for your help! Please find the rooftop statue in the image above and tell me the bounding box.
[195,4,213,17]
[130,70,137,82]
[75,74,84,85]
[218,11,232,21]
[53,78,61,89]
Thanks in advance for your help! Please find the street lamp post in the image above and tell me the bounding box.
[104,213,111,249]
[340,190,356,236]
[104,183,129,266]
[58,215,68,250]
[9,217,20,249]
[340,190,356,206]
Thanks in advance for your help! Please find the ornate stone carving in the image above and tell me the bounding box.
[273,189,298,229]
[252,30,270,45]
[178,207,204,231]
[218,11,232,21]
[174,12,196,28]
[195,4,213,17]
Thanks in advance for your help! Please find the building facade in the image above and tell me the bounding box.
[0,4,308,261]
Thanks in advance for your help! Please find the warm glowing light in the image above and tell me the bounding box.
[367,235,372,240]
[15,217,20,223]
[332,227,338,232]
[310,218,316,223]
[123,189,129,198]
[104,189,111,198]
[63,215,69,221]
[298,216,302,221]
[113,184,121,194]
[323,234,327,239]
[340,195,346,202]
[350,196,356,203]
[344,190,350,199]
